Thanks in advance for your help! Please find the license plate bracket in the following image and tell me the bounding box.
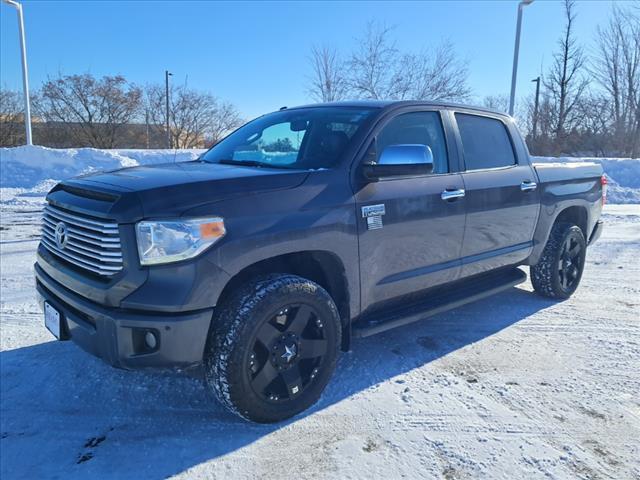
[44,302,61,340]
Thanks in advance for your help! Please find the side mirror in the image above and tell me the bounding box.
[290,120,308,132]
[363,144,434,180]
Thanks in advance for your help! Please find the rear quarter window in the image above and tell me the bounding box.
[455,113,516,170]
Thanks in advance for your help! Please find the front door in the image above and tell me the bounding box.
[354,110,466,313]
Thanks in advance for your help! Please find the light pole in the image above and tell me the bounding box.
[165,70,172,149]
[2,0,32,145]
[531,76,540,139]
[508,0,534,117]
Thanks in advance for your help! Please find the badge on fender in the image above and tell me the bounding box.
[362,204,385,230]
[361,204,386,218]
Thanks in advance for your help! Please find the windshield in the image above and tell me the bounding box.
[201,107,377,169]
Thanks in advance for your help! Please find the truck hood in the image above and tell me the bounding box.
[62,161,310,218]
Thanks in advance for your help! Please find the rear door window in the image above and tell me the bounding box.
[455,113,516,170]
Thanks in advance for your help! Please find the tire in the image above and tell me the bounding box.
[531,222,587,299]
[204,274,341,423]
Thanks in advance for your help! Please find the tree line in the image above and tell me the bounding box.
[523,0,639,157]
[1,0,638,156]
[0,76,243,149]
[306,1,639,158]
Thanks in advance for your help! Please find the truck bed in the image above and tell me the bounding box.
[533,161,603,184]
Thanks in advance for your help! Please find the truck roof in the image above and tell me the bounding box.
[287,100,510,118]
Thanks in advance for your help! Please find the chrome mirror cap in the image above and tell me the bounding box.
[378,144,434,167]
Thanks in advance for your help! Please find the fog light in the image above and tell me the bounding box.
[144,331,158,350]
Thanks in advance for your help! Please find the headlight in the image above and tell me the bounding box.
[136,217,225,266]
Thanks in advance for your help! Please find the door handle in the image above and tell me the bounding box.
[441,188,466,201]
[520,181,537,192]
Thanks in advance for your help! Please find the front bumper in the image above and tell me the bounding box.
[35,263,213,370]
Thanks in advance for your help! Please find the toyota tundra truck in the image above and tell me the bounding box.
[35,101,605,423]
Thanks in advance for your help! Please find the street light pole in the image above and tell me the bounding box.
[165,70,172,149]
[531,76,541,139]
[508,0,534,117]
[2,0,32,145]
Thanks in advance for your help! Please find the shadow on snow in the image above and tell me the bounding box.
[0,286,555,479]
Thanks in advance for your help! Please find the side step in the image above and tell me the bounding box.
[352,267,527,338]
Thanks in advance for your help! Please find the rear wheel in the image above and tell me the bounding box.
[204,274,341,423]
[531,222,587,299]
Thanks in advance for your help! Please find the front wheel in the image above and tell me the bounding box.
[531,222,587,299]
[204,274,341,423]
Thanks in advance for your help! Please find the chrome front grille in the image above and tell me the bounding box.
[40,204,123,276]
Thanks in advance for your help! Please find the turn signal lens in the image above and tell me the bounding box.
[200,220,226,240]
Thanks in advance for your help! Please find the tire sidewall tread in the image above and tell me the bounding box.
[204,274,341,423]
[531,222,587,299]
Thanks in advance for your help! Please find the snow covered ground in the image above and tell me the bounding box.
[1,147,639,478]
[1,184,639,478]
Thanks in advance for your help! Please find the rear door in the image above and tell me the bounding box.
[354,109,466,313]
[452,111,540,277]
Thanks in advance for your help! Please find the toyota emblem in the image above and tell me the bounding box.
[54,222,69,249]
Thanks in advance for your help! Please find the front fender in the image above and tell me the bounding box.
[185,170,361,317]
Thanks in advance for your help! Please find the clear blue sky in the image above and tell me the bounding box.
[1,0,617,119]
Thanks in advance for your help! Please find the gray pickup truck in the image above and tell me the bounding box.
[35,101,605,423]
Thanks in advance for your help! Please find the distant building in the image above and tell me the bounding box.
[1,120,212,149]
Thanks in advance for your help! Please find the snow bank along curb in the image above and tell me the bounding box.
[0,145,205,189]
[0,146,638,203]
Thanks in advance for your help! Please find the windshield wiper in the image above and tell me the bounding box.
[218,159,268,168]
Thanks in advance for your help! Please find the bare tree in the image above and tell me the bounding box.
[145,82,243,148]
[482,94,510,113]
[391,41,471,101]
[0,88,25,146]
[307,46,348,102]
[146,83,213,149]
[308,22,470,103]
[593,3,640,156]
[346,22,398,100]
[210,101,243,145]
[543,0,589,147]
[37,74,142,148]
[576,93,613,156]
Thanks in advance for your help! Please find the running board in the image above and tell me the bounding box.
[352,268,527,338]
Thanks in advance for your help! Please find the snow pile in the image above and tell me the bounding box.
[0,145,205,188]
[0,146,638,203]
[533,156,640,204]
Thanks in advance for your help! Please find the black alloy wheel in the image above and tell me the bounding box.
[557,233,584,292]
[248,304,328,402]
